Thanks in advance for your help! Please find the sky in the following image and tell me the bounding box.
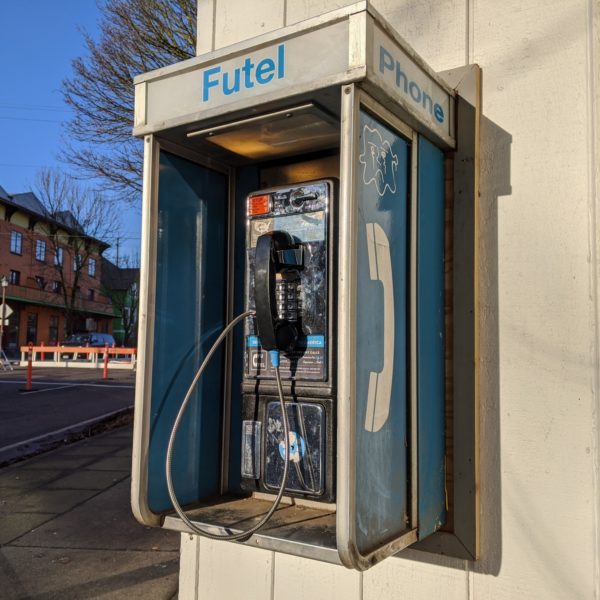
[0,0,141,263]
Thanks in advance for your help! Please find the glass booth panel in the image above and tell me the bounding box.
[416,135,446,537]
[147,150,229,512]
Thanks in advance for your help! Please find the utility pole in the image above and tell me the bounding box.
[0,276,12,370]
[1,275,7,350]
[116,238,120,267]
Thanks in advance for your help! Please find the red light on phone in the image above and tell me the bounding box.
[248,194,270,216]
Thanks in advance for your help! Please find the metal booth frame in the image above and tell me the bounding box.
[131,0,480,571]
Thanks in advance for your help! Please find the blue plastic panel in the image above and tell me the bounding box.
[355,109,410,555]
[147,151,228,512]
[417,136,446,537]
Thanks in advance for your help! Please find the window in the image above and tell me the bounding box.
[88,257,96,277]
[10,231,22,255]
[9,270,20,285]
[54,247,64,267]
[88,289,95,301]
[52,281,62,294]
[26,313,37,344]
[34,276,45,290]
[35,240,46,262]
[48,316,59,343]
[73,255,82,271]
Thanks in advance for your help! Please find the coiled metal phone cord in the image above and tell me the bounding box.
[165,310,291,541]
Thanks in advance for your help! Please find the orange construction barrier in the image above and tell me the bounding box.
[26,343,33,391]
[103,344,109,379]
[19,345,137,370]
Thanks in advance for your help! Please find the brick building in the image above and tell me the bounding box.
[0,184,113,357]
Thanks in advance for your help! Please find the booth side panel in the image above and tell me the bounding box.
[354,108,411,555]
[147,150,229,512]
[416,135,446,537]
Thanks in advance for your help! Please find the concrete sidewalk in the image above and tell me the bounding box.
[0,426,180,599]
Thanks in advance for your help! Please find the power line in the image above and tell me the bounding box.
[0,103,71,113]
[0,116,63,124]
[0,163,55,169]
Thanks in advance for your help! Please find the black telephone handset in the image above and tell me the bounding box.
[254,230,302,352]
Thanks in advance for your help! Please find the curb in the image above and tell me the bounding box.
[0,406,133,468]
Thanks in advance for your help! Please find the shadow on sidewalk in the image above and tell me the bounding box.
[0,426,180,600]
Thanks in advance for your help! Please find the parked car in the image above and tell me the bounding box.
[61,333,116,359]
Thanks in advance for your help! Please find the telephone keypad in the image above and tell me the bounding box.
[275,279,299,322]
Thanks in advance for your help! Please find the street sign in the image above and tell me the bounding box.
[2,319,8,326]
[0,303,13,318]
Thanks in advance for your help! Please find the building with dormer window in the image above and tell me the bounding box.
[0,184,113,357]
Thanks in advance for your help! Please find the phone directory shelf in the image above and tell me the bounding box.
[164,497,339,564]
[132,1,479,571]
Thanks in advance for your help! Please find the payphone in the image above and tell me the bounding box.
[241,180,335,502]
[131,1,478,571]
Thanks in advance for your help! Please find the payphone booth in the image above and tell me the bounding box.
[132,1,466,570]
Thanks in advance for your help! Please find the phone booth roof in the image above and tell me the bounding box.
[133,0,456,153]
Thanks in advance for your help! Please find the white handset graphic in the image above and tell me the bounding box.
[364,222,394,433]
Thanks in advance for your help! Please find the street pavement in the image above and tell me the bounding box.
[0,425,180,599]
[0,367,135,465]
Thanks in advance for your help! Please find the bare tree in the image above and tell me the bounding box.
[101,254,140,346]
[61,0,196,202]
[34,169,121,335]
[118,277,139,346]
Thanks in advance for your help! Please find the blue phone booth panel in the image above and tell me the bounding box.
[147,151,228,512]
